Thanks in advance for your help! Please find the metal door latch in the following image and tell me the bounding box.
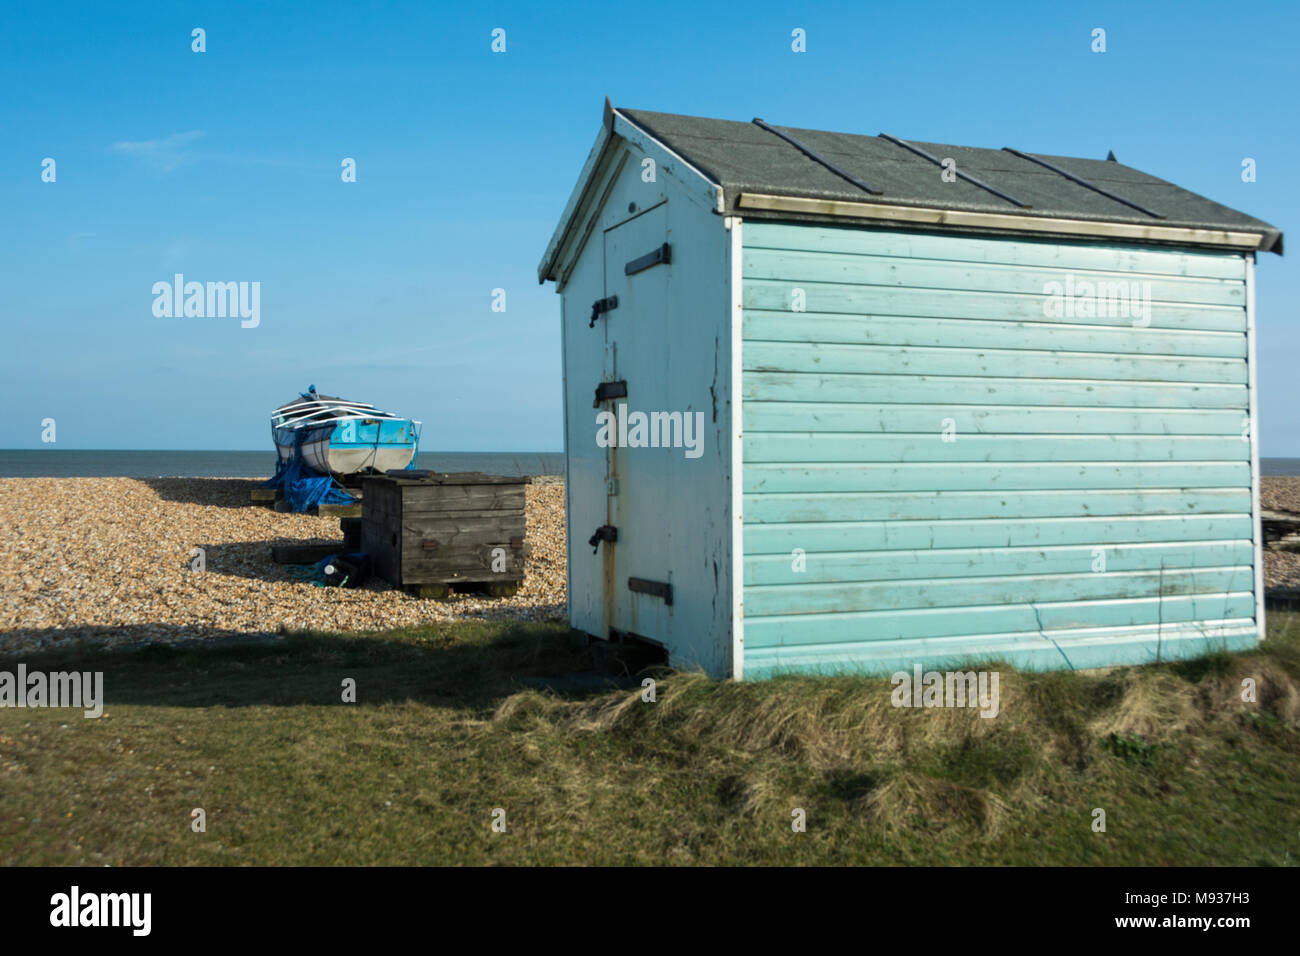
[593,379,628,407]
[587,525,618,554]
[589,296,618,328]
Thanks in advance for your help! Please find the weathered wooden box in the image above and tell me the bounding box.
[361,472,528,596]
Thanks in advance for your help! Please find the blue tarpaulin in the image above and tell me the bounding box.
[264,431,356,513]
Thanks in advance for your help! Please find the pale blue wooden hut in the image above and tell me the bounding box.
[538,101,1283,680]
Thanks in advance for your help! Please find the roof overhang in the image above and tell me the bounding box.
[736,193,1268,252]
[538,100,724,284]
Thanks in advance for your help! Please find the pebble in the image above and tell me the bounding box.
[1262,477,1300,589]
[0,476,566,655]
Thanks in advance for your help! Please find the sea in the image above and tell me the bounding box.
[1,449,1298,478]
[0,450,564,478]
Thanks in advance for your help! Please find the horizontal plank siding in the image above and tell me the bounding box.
[745,541,1254,586]
[742,623,1260,677]
[743,514,1254,553]
[744,222,1248,279]
[743,596,1256,647]
[744,488,1251,522]
[744,341,1247,384]
[744,372,1247,408]
[743,248,1246,306]
[744,280,1245,333]
[744,434,1248,462]
[743,313,1248,359]
[740,223,1259,678]
[743,405,1249,436]
[744,462,1251,492]
[746,567,1253,616]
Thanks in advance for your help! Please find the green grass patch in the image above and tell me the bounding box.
[2,615,1299,865]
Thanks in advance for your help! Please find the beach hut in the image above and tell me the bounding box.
[537,101,1283,680]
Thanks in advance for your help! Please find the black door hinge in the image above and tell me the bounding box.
[588,525,618,554]
[593,379,627,407]
[628,577,673,605]
[625,243,672,276]
[589,295,619,328]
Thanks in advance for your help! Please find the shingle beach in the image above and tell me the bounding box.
[0,476,565,655]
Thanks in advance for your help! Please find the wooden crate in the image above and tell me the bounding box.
[361,472,528,595]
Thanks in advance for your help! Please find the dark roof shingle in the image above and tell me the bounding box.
[619,107,1282,254]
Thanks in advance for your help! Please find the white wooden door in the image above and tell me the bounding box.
[600,203,674,641]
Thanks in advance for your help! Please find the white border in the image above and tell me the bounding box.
[560,288,572,628]
[727,216,745,680]
[1247,252,1266,642]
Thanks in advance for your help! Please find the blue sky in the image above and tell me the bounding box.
[2,0,1296,452]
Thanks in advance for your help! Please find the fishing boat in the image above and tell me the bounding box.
[271,386,421,476]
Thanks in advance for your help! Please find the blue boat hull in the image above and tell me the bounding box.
[273,418,418,475]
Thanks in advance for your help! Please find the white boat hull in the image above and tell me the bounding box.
[298,441,416,475]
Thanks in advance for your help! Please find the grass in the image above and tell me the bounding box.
[2,614,1299,865]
